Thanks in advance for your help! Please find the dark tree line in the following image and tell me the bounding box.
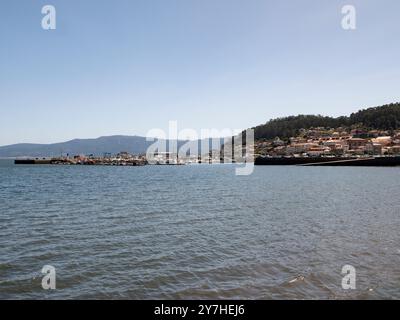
[252,103,400,140]
[349,103,400,130]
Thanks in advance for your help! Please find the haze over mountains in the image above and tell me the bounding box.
[0,135,223,158]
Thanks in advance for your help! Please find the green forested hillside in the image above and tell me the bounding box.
[253,103,400,140]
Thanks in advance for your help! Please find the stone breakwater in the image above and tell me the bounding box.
[14,157,147,166]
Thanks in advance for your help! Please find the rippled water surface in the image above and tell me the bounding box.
[1,159,400,299]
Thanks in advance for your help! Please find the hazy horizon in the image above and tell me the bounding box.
[2,0,400,145]
[0,101,399,147]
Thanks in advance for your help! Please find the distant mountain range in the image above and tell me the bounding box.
[0,135,223,158]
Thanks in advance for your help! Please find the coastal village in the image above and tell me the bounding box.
[254,127,400,158]
[14,128,400,166]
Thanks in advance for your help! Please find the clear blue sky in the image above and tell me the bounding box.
[1,0,400,145]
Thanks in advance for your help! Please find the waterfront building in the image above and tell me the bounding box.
[347,138,368,150]
[372,136,392,146]
[365,143,383,155]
